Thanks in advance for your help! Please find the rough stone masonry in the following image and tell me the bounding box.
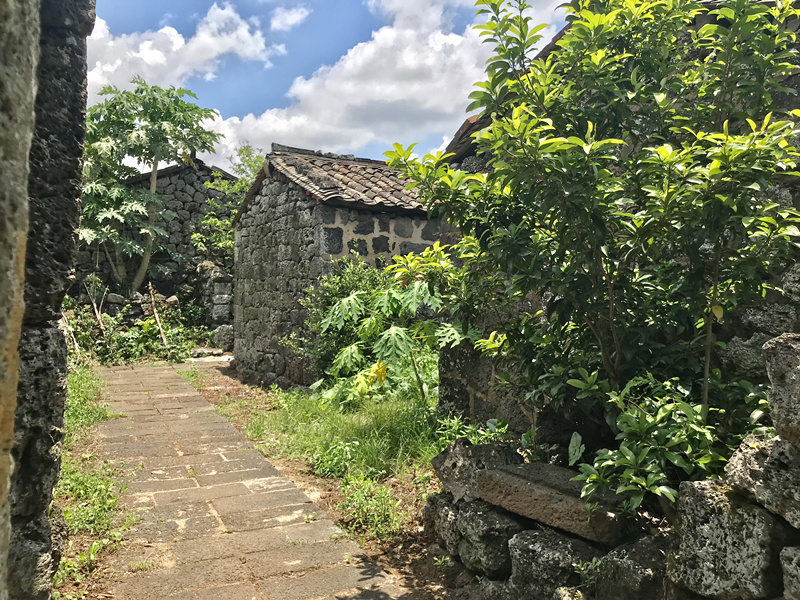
[7,1,95,598]
[0,1,41,599]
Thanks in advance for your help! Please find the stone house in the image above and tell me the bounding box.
[75,159,237,325]
[234,144,450,387]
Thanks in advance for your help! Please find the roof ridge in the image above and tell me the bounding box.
[270,143,389,167]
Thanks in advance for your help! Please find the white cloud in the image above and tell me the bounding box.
[206,0,565,166]
[87,0,565,169]
[270,6,311,32]
[87,2,281,103]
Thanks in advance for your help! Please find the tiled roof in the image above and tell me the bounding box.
[266,144,424,212]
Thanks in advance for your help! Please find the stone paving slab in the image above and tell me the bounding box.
[96,363,412,599]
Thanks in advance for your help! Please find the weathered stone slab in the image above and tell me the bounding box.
[508,529,600,599]
[763,334,800,446]
[476,462,622,544]
[726,434,800,529]
[783,547,800,600]
[432,438,522,502]
[595,536,669,600]
[255,563,390,600]
[455,500,527,579]
[218,503,317,532]
[422,492,462,555]
[667,480,792,599]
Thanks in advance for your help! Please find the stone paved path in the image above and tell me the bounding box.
[95,363,412,600]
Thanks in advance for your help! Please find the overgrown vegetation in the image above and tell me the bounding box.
[80,76,221,293]
[53,364,127,598]
[386,0,800,515]
[212,374,507,540]
[193,144,266,268]
[62,291,210,366]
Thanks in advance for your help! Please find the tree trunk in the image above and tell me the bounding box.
[130,160,158,292]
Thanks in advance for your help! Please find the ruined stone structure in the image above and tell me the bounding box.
[75,160,237,323]
[234,144,450,387]
[426,332,800,599]
[0,1,95,598]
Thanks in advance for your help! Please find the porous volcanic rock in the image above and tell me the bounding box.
[763,334,800,446]
[726,434,800,529]
[422,493,462,556]
[213,324,234,352]
[476,462,622,544]
[594,535,669,600]
[431,438,522,502]
[783,546,800,600]
[508,529,600,599]
[667,480,792,600]
[455,500,527,579]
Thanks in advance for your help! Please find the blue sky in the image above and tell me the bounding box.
[90,0,564,166]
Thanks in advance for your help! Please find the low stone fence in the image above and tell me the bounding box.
[424,333,800,600]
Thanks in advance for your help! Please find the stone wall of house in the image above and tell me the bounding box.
[75,164,234,322]
[425,333,800,600]
[0,1,41,598]
[234,172,447,387]
[8,2,95,599]
[316,202,447,265]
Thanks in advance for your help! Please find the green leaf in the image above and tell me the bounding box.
[373,326,416,364]
[568,432,585,466]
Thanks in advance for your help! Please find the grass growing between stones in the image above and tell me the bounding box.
[53,364,129,599]
[177,363,207,389]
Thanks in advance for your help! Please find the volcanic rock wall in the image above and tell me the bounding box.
[7,2,95,598]
[0,1,41,599]
[235,173,447,387]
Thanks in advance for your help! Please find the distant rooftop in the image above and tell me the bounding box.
[263,143,424,213]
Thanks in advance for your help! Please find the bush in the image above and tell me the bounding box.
[388,0,800,515]
[63,295,210,365]
[287,254,392,374]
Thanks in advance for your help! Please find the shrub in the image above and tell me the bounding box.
[287,253,392,374]
[388,0,800,515]
[64,294,210,365]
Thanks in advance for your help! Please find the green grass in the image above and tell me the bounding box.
[53,364,126,596]
[238,389,444,480]
[178,364,206,389]
[338,475,403,539]
[63,365,113,450]
[223,386,508,482]
[57,456,120,535]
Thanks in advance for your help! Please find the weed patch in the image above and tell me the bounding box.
[53,365,127,597]
[338,476,403,540]
[178,364,206,389]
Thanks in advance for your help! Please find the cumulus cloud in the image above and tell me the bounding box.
[87,2,282,103]
[206,0,565,165]
[87,0,565,169]
[270,6,311,32]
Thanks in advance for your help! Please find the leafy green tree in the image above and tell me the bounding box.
[193,144,266,267]
[388,0,800,512]
[80,76,221,293]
